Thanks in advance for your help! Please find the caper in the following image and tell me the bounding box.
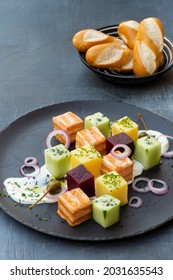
[46,179,62,195]
[138,131,149,138]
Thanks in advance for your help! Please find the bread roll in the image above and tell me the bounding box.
[72,29,118,52]
[133,17,164,76]
[118,20,139,49]
[85,42,132,69]
[110,54,133,73]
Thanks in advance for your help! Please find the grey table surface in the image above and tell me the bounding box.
[1,0,173,260]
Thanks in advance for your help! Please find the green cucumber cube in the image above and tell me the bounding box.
[92,194,121,228]
[133,135,161,170]
[84,112,110,138]
[44,144,70,178]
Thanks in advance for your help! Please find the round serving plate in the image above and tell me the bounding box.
[0,100,173,240]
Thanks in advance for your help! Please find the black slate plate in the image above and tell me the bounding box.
[78,25,173,83]
[0,100,173,241]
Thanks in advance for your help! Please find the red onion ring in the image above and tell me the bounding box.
[148,179,169,195]
[129,196,143,208]
[24,156,38,166]
[20,164,40,178]
[46,129,70,149]
[45,185,67,202]
[158,134,173,158]
[132,177,150,193]
[110,144,131,159]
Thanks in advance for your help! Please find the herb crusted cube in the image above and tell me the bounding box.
[44,144,70,178]
[112,116,138,143]
[95,171,128,205]
[84,112,110,138]
[133,135,161,170]
[70,144,102,178]
[92,194,121,228]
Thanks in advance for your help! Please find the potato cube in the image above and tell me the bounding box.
[70,144,102,178]
[112,116,138,142]
[95,171,128,205]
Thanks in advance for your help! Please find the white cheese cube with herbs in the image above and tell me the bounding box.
[92,194,121,228]
[84,112,110,138]
[133,135,161,170]
[44,144,70,178]
[112,116,138,142]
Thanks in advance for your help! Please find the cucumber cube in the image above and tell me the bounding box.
[84,112,110,138]
[92,194,121,228]
[133,136,161,170]
[44,144,70,178]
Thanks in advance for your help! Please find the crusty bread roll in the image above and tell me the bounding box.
[133,17,164,76]
[72,29,119,52]
[85,42,132,69]
[118,20,139,49]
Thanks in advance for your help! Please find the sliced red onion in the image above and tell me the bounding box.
[45,185,67,202]
[46,129,70,149]
[129,196,143,208]
[110,144,131,159]
[24,156,38,166]
[20,164,40,178]
[148,179,169,195]
[158,134,173,158]
[132,177,150,193]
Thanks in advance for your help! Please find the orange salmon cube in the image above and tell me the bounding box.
[53,111,83,143]
[75,126,106,155]
[101,153,134,183]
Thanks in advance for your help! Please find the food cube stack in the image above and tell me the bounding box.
[44,110,161,228]
[57,188,91,226]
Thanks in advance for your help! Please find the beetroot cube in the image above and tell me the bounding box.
[67,164,95,197]
[106,132,134,155]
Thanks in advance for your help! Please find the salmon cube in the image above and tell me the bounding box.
[52,111,83,143]
[75,126,106,155]
[101,153,134,182]
[57,188,91,226]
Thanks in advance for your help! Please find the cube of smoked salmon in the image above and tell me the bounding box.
[101,153,134,183]
[57,188,91,226]
[75,126,106,155]
[70,144,102,178]
[52,111,83,143]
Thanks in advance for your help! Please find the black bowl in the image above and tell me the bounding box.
[78,24,173,84]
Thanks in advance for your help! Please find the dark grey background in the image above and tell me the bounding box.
[0,0,173,259]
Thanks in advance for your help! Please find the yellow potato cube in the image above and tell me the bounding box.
[112,116,138,142]
[95,171,128,205]
[70,144,102,178]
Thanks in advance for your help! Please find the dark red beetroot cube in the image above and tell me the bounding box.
[106,132,134,156]
[66,164,95,197]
